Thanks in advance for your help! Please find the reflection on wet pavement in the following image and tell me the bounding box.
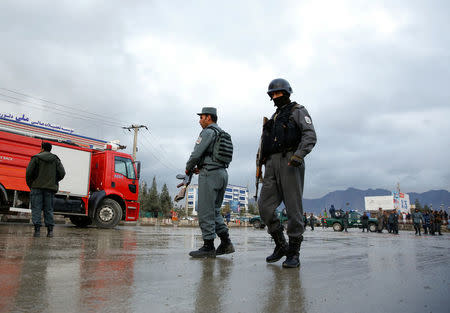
[0,224,448,313]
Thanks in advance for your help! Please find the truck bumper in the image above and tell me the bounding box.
[125,201,139,221]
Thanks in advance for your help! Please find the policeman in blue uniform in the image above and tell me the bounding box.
[186,107,235,258]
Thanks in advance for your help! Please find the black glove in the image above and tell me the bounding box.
[288,155,303,167]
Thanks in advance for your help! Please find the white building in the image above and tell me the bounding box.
[364,192,410,214]
[185,184,249,216]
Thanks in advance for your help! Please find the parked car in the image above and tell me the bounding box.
[249,210,288,229]
[322,211,378,232]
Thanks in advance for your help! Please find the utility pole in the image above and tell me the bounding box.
[123,125,148,161]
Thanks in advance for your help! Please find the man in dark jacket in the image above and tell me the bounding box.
[309,213,315,231]
[422,211,430,234]
[411,209,423,236]
[343,211,349,232]
[377,208,384,233]
[361,212,369,232]
[391,209,399,234]
[434,211,443,235]
[26,142,65,237]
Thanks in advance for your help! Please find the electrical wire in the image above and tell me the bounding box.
[0,97,121,128]
[0,87,128,125]
[137,137,178,171]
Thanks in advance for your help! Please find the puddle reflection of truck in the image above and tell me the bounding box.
[0,128,140,228]
[322,211,378,232]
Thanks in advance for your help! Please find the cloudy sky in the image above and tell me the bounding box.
[1,0,449,199]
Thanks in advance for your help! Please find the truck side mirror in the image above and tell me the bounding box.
[135,161,141,180]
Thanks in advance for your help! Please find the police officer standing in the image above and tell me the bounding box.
[361,212,369,232]
[343,211,349,232]
[258,78,317,268]
[412,208,423,236]
[391,209,399,234]
[377,208,384,233]
[185,107,235,258]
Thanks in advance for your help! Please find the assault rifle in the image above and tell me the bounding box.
[254,117,268,200]
[174,173,193,202]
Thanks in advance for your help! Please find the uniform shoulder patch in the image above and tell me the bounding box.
[305,116,312,124]
[196,136,202,144]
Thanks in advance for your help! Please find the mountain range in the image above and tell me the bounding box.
[302,188,450,215]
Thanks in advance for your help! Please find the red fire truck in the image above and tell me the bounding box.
[0,116,140,228]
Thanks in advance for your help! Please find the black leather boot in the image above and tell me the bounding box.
[47,225,54,238]
[33,225,41,238]
[282,236,303,268]
[189,239,216,258]
[216,232,235,255]
[266,227,288,263]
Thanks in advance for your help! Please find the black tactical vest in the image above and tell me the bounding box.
[261,102,301,157]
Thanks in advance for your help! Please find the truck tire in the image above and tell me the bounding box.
[94,198,122,228]
[332,222,343,232]
[369,223,377,232]
[253,220,262,229]
[69,216,92,228]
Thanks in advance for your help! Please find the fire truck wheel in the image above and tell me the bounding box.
[69,216,92,228]
[94,198,123,228]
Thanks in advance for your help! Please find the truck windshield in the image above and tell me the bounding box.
[115,156,136,179]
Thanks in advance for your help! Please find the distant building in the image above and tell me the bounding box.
[364,192,410,214]
[185,184,249,216]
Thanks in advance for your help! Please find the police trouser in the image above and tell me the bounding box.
[197,168,229,240]
[423,224,429,234]
[258,151,305,238]
[392,223,398,234]
[435,222,442,234]
[413,223,421,234]
[30,188,55,227]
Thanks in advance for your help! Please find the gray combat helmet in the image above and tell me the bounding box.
[267,78,293,97]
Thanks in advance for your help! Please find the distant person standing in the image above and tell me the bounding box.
[225,212,231,226]
[26,142,65,238]
[391,209,399,234]
[329,205,336,218]
[434,211,443,235]
[388,211,395,233]
[343,211,349,232]
[422,211,430,235]
[361,212,369,232]
[429,211,436,235]
[309,213,315,231]
[411,209,423,236]
[377,208,384,233]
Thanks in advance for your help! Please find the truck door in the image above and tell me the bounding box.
[112,156,138,201]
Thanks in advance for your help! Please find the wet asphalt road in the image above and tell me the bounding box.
[0,224,448,313]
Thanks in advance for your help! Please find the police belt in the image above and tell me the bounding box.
[198,165,226,172]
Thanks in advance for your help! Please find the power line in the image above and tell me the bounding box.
[0,92,122,127]
[140,132,180,170]
[137,137,178,171]
[0,87,129,126]
[0,97,122,128]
